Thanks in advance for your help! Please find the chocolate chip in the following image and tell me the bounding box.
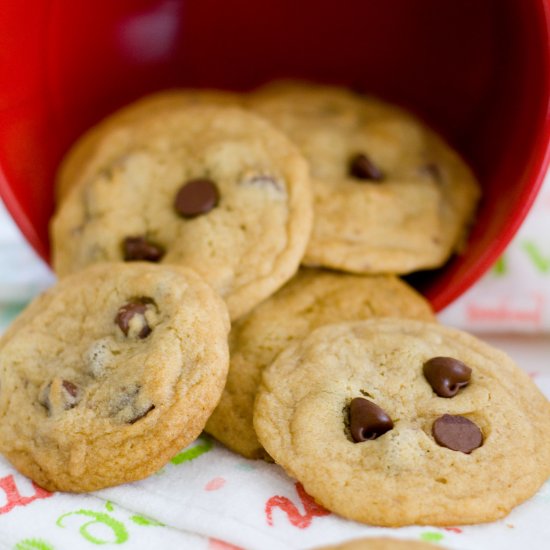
[62,380,78,398]
[423,357,472,398]
[61,380,80,408]
[174,178,219,218]
[349,153,384,181]
[108,385,140,417]
[421,162,442,183]
[115,302,152,339]
[349,397,393,442]
[123,236,165,262]
[39,379,80,414]
[128,404,155,424]
[432,414,483,453]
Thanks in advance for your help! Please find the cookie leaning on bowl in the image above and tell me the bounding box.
[248,81,481,274]
[254,318,550,526]
[51,105,313,320]
[206,268,435,459]
[0,262,230,492]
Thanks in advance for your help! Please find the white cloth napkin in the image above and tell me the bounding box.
[0,176,549,549]
[440,174,550,332]
[0,465,206,549]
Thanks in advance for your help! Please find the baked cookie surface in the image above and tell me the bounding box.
[248,81,480,274]
[56,88,240,201]
[0,263,230,492]
[254,318,550,525]
[206,269,434,459]
[316,537,441,550]
[52,105,313,320]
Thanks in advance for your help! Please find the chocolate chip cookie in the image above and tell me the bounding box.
[206,269,434,459]
[254,319,550,525]
[248,81,480,274]
[51,105,313,320]
[0,262,230,492]
[56,89,240,201]
[316,538,441,550]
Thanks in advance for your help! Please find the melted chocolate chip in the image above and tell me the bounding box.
[349,397,393,442]
[109,385,141,417]
[174,178,219,218]
[432,414,483,454]
[128,404,155,424]
[115,302,152,338]
[349,153,384,181]
[39,379,80,413]
[61,380,80,409]
[62,380,78,398]
[421,162,442,183]
[423,357,472,398]
[123,236,165,262]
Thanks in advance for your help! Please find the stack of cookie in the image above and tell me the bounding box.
[0,81,549,533]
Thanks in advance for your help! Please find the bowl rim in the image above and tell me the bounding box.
[429,0,550,311]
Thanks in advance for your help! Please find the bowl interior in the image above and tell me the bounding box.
[0,0,549,310]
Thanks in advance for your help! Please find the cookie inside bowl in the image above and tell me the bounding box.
[0,0,549,309]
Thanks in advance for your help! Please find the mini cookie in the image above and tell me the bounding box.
[248,81,480,274]
[56,89,240,201]
[206,269,434,459]
[316,538,441,550]
[0,262,230,492]
[51,105,313,320]
[254,319,550,526]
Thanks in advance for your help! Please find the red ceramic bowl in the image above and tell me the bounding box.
[0,0,549,311]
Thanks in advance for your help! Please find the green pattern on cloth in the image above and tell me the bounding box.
[56,510,128,545]
[0,303,28,333]
[420,531,444,543]
[170,435,213,465]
